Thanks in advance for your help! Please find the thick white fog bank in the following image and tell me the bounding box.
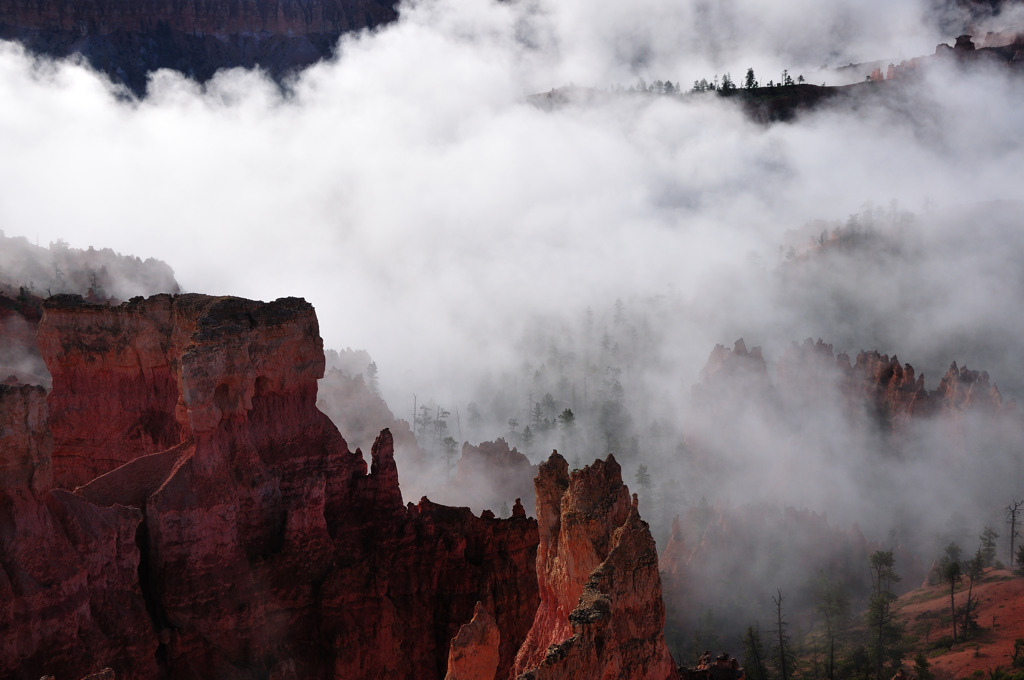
[1,0,1023,415]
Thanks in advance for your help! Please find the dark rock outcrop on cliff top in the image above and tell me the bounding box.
[0,0,397,95]
[3,293,539,680]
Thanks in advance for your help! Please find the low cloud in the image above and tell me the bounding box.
[2,0,1023,552]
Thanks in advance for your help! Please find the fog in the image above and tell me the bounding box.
[3,0,1024,653]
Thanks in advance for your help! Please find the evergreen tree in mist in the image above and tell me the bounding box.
[866,550,903,680]
[815,570,850,680]
[520,425,534,453]
[743,625,771,680]
[635,464,652,496]
[366,361,379,395]
[558,408,576,454]
[962,547,983,640]
[913,653,933,680]
[692,609,720,664]
[979,526,999,568]
[441,436,459,470]
[938,542,962,643]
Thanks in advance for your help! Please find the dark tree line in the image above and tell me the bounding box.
[691,67,806,93]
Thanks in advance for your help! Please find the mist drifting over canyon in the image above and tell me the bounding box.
[4,0,1024,645]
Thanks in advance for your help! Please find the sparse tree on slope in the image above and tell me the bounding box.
[980,526,999,568]
[365,361,379,395]
[1008,500,1023,569]
[913,653,933,680]
[939,542,962,643]
[867,550,903,680]
[772,589,794,680]
[962,547,983,639]
[816,570,850,680]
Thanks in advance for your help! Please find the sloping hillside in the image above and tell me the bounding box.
[896,568,1024,678]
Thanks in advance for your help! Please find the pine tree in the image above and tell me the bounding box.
[867,550,903,680]
[939,542,962,643]
[980,526,999,567]
[744,67,757,89]
[743,625,770,680]
[815,570,850,680]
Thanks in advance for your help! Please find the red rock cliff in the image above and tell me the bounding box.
[9,293,540,680]
[0,383,158,680]
[513,452,676,680]
[8,292,685,680]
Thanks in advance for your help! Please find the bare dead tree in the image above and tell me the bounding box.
[772,589,794,680]
[1007,500,1023,569]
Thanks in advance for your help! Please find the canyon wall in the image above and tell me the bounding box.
[0,383,158,680]
[2,293,678,679]
[3,294,541,680]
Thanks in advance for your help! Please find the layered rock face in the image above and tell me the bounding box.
[38,294,189,488]
[444,602,501,680]
[0,383,158,680]
[4,292,681,680]
[513,453,676,680]
[4,294,541,680]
